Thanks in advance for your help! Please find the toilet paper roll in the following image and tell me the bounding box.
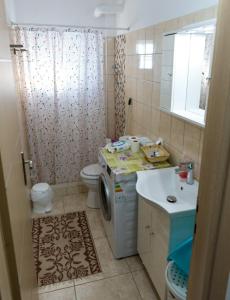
[131,140,140,153]
[129,136,138,141]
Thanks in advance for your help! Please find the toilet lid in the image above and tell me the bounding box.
[82,164,102,178]
[32,183,49,192]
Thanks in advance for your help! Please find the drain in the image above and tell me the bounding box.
[167,195,177,203]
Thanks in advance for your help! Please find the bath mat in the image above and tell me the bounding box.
[32,211,101,286]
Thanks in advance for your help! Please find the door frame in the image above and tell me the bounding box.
[0,154,21,300]
[188,0,230,298]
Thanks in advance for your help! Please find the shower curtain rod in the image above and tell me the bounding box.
[11,22,130,31]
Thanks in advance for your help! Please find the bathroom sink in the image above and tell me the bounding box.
[136,167,199,215]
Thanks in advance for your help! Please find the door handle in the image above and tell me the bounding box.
[21,152,33,185]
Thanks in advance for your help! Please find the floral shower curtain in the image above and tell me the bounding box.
[13,27,106,184]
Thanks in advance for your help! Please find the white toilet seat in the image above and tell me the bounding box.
[80,171,98,180]
[81,164,102,179]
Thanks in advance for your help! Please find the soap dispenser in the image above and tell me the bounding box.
[186,163,194,185]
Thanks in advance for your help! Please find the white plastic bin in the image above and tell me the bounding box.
[31,183,54,214]
[165,261,187,300]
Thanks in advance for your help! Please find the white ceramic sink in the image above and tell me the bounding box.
[136,167,199,215]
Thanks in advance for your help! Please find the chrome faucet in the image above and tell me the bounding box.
[175,161,194,185]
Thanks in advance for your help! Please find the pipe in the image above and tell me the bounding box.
[11,22,130,31]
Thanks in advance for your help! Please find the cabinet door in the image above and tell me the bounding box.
[137,197,152,268]
[150,209,169,300]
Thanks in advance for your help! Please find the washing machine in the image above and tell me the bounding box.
[98,152,138,258]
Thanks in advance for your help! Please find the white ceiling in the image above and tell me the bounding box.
[6,0,218,32]
[8,0,118,27]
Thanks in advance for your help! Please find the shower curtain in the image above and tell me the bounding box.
[13,27,106,184]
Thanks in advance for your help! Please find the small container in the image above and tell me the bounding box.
[179,171,188,181]
[186,164,194,185]
[131,140,140,153]
[31,183,54,214]
[141,144,170,163]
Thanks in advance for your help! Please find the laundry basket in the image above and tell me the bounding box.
[165,261,188,300]
[31,183,54,214]
[165,237,193,299]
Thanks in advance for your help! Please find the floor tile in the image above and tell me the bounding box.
[63,194,91,213]
[132,269,159,300]
[86,210,105,239]
[38,287,76,300]
[32,197,64,218]
[125,255,144,272]
[75,273,141,300]
[38,280,74,294]
[74,237,129,286]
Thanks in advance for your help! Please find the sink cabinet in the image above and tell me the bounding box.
[137,195,196,300]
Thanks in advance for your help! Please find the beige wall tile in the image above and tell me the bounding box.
[143,81,153,107]
[198,129,205,165]
[193,6,217,23]
[184,123,201,141]
[163,19,180,32]
[126,31,136,55]
[106,38,115,56]
[137,80,144,103]
[107,90,115,138]
[142,104,152,130]
[136,80,152,105]
[170,117,185,152]
[125,55,137,78]
[154,24,164,53]
[151,107,160,137]
[144,54,154,81]
[194,162,201,179]
[183,124,201,163]
[165,143,183,165]
[134,28,146,55]
[177,13,195,28]
[145,26,155,54]
[159,111,171,143]
[136,102,144,125]
[125,77,137,100]
[153,54,162,83]
[136,55,145,79]
[105,55,114,75]
[152,82,160,108]
[125,55,131,76]
[132,100,143,127]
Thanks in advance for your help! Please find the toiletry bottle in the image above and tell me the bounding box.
[187,163,194,185]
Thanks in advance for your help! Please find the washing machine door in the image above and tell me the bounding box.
[99,173,111,221]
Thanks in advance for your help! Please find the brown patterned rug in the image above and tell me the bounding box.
[32,211,101,286]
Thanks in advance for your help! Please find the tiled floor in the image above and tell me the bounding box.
[33,189,159,300]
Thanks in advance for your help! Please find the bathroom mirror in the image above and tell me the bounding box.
[160,19,216,127]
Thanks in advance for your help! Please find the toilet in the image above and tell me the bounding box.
[80,163,102,208]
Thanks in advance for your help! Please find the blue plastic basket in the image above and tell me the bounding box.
[167,237,193,276]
